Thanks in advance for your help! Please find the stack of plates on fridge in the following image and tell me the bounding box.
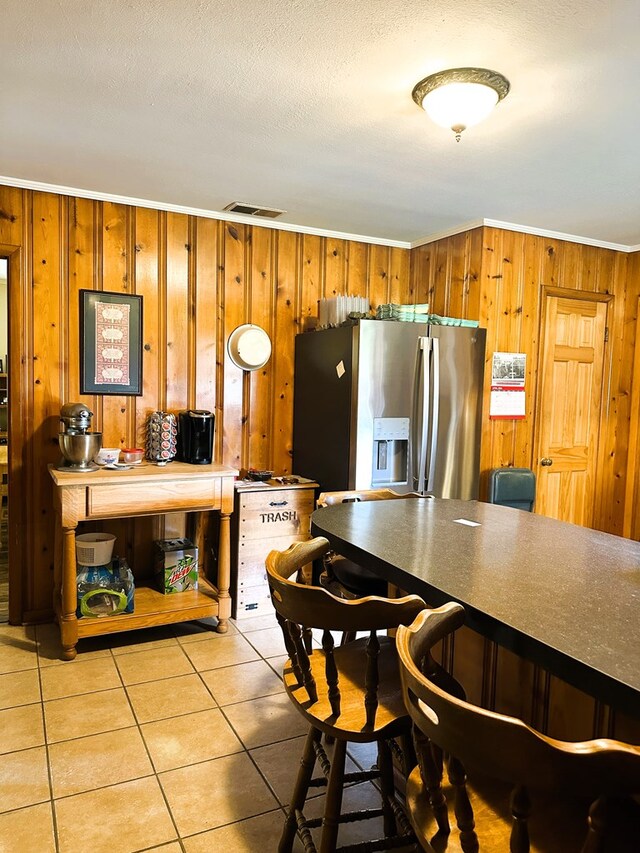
[375,303,430,322]
[427,314,479,327]
[317,296,370,328]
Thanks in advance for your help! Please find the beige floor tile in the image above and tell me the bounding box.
[243,626,287,658]
[44,687,135,743]
[0,624,36,643]
[110,625,179,656]
[126,673,216,724]
[173,617,237,644]
[182,633,260,672]
[0,704,45,755]
[182,808,288,852]
[0,669,41,710]
[40,656,122,701]
[142,844,183,853]
[0,628,38,675]
[199,659,284,706]
[0,802,56,853]
[49,726,153,798]
[250,735,360,806]
[160,751,278,836]
[141,707,242,772]
[0,746,50,812]
[36,622,113,667]
[55,776,177,853]
[222,692,308,749]
[115,645,194,685]
[267,654,289,677]
[346,740,379,771]
[232,613,278,633]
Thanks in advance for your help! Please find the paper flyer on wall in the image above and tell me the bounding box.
[490,352,526,419]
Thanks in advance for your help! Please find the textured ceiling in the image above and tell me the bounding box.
[1,0,639,245]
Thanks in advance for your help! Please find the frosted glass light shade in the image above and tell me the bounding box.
[412,68,510,139]
[421,82,499,131]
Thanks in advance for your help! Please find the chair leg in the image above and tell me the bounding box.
[413,725,449,835]
[508,783,531,853]
[320,737,347,853]
[581,796,609,853]
[377,738,398,837]
[447,755,479,853]
[279,727,321,853]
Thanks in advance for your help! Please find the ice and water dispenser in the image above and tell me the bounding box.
[371,417,410,487]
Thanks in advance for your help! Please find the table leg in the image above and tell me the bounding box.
[60,526,78,660]
[216,511,231,634]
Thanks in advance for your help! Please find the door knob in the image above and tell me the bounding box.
[540,457,553,467]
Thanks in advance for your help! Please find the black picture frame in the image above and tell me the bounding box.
[80,290,143,395]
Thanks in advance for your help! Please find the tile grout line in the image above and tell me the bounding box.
[35,624,62,853]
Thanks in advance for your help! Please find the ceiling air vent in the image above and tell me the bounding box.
[223,202,286,219]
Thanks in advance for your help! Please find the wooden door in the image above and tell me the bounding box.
[534,292,609,526]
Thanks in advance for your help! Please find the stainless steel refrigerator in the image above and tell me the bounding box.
[293,320,486,497]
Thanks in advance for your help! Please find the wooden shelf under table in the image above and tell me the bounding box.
[49,460,238,659]
[76,576,221,639]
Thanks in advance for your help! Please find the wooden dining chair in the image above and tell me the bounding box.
[266,535,428,853]
[396,602,640,852]
[316,489,428,600]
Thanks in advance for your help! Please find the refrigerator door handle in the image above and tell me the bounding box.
[426,336,440,491]
[415,336,430,494]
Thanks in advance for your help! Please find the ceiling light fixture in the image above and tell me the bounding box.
[412,67,510,141]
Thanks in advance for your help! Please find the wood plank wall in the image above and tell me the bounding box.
[2,181,639,622]
[0,186,409,620]
[411,229,640,742]
[410,226,639,535]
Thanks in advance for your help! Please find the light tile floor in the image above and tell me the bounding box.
[0,615,401,853]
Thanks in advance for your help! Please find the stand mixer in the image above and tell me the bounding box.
[57,403,102,472]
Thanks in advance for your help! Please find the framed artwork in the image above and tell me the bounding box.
[80,290,143,395]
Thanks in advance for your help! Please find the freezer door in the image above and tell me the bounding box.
[426,325,486,499]
[353,320,426,492]
[293,325,355,490]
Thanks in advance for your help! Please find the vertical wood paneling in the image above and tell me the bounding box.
[368,245,390,308]
[194,218,217,415]
[67,199,97,411]
[4,177,640,626]
[165,213,190,414]
[247,227,273,469]
[324,237,346,296]
[31,192,63,611]
[346,240,368,300]
[272,231,298,476]
[300,234,321,328]
[389,247,409,306]
[221,223,246,470]
[412,227,635,530]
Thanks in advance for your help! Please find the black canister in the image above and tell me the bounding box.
[177,410,214,464]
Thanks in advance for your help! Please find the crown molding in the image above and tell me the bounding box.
[410,221,485,248]
[412,218,637,253]
[2,175,639,254]
[482,219,635,253]
[0,176,411,250]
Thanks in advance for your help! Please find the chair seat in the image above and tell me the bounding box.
[329,555,388,597]
[406,764,640,852]
[283,635,409,742]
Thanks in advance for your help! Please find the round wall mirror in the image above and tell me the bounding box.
[227,324,272,371]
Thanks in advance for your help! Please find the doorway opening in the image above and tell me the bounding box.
[0,258,7,622]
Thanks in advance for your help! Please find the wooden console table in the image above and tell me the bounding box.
[49,461,238,660]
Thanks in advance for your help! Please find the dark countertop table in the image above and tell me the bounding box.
[311,498,640,718]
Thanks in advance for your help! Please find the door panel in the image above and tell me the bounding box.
[535,294,608,526]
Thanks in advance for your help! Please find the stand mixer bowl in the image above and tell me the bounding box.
[58,432,103,471]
